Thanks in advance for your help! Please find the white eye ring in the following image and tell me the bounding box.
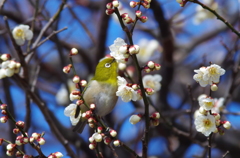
[105,63,111,68]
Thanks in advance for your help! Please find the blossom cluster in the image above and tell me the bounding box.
[0,103,63,157]
[106,0,149,23]
[0,54,21,79]
[129,112,160,126]
[194,95,231,136]
[193,64,225,88]
[89,128,120,150]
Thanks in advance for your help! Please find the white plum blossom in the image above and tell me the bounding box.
[116,76,139,102]
[0,60,21,79]
[199,97,215,111]
[12,24,33,45]
[194,114,217,136]
[193,67,208,87]
[193,0,218,24]
[203,64,225,84]
[64,103,81,126]
[137,39,161,63]
[193,64,225,87]
[143,74,162,93]
[109,38,129,63]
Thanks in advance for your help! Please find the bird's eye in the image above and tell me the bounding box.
[105,63,111,68]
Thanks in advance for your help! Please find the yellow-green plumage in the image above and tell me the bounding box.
[73,57,118,133]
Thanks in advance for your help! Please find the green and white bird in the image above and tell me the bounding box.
[73,57,118,133]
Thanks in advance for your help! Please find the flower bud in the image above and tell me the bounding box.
[212,113,220,120]
[132,84,139,90]
[6,143,16,151]
[70,48,78,55]
[85,110,93,118]
[0,104,7,110]
[130,1,138,8]
[69,90,81,101]
[1,54,11,61]
[16,121,25,128]
[119,45,128,54]
[23,137,29,144]
[222,121,231,129]
[106,2,113,9]
[88,117,97,124]
[89,123,95,128]
[37,137,45,145]
[1,110,7,115]
[139,16,148,23]
[154,63,161,70]
[176,0,188,7]
[145,88,154,95]
[144,66,151,73]
[13,128,20,134]
[15,136,23,146]
[104,136,112,145]
[6,150,14,156]
[135,10,142,18]
[112,0,119,7]
[29,137,34,143]
[118,63,126,70]
[211,84,218,91]
[0,116,8,123]
[89,143,96,150]
[23,155,33,158]
[129,114,142,124]
[63,64,72,74]
[76,100,84,106]
[72,75,80,83]
[93,133,102,142]
[15,62,21,68]
[110,129,117,137]
[150,119,160,126]
[151,112,160,119]
[15,151,24,157]
[141,1,150,9]
[129,45,140,55]
[90,103,96,110]
[113,140,121,147]
[106,9,115,15]
[32,132,41,140]
[89,137,95,143]
[80,80,87,87]
[54,152,64,158]
[144,0,152,2]
[97,126,103,133]
[218,127,225,135]
[147,61,155,69]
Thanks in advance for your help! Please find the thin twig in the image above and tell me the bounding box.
[189,0,240,38]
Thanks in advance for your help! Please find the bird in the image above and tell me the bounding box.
[73,57,118,133]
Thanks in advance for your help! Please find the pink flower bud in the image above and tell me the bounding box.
[13,128,20,134]
[130,1,138,8]
[123,17,133,24]
[16,121,25,128]
[141,1,150,9]
[106,2,113,9]
[151,112,160,119]
[88,117,97,124]
[144,66,151,73]
[72,75,80,83]
[135,10,142,17]
[154,63,161,70]
[0,116,8,123]
[1,110,7,115]
[112,0,119,7]
[222,121,231,129]
[97,126,103,133]
[37,137,45,145]
[6,143,16,151]
[1,54,11,61]
[32,132,41,140]
[76,100,84,106]
[0,104,7,110]
[63,64,72,74]
[15,136,23,146]
[15,151,24,157]
[106,9,115,15]
[85,110,93,118]
[139,16,148,23]
[147,61,155,69]
[121,13,129,19]
[129,114,142,124]
[113,140,121,147]
[6,150,14,156]
[145,88,154,95]
[104,136,112,145]
[70,48,78,56]
[80,80,87,87]
[110,129,117,137]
